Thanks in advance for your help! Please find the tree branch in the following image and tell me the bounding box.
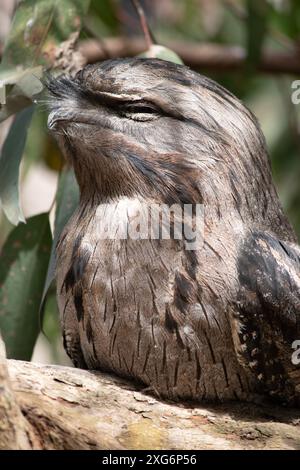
[1,38,299,74]
[0,335,37,450]
[1,358,299,449]
[79,37,300,74]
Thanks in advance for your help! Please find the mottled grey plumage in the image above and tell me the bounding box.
[48,58,300,405]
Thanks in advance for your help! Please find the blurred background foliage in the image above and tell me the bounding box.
[0,0,299,365]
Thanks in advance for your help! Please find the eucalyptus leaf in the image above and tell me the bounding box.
[0,0,90,121]
[0,66,43,92]
[0,106,34,225]
[0,67,43,122]
[0,213,52,360]
[139,45,184,65]
[40,168,79,318]
[1,0,90,69]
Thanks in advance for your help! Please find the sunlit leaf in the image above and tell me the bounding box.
[0,0,90,121]
[139,45,184,65]
[1,0,90,69]
[0,106,34,225]
[0,213,52,360]
[0,67,42,122]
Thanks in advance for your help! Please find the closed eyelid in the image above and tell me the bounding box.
[121,101,159,112]
[81,89,158,112]
[80,87,178,119]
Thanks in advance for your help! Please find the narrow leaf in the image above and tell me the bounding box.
[0,106,34,225]
[40,168,79,315]
[1,0,90,69]
[0,67,43,122]
[0,0,90,121]
[0,213,52,360]
[139,45,184,65]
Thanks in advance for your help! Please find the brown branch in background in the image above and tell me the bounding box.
[82,21,111,61]
[131,0,155,48]
[79,37,300,75]
[1,38,299,75]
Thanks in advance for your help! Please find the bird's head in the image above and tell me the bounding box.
[47,58,272,218]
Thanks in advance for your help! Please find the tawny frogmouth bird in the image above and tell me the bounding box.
[48,58,300,405]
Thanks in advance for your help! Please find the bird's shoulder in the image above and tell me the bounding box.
[237,229,300,337]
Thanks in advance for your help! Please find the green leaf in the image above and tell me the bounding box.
[269,0,300,40]
[1,0,90,69]
[40,168,79,316]
[87,0,119,35]
[0,106,34,225]
[139,45,184,65]
[54,168,80,251]
[246,0,270,70]
[0,213,52,360]
[0,0,90,122]
[0,67,43,122]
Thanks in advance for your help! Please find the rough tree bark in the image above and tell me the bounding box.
[0,336,35,449]
[0,335,300,450]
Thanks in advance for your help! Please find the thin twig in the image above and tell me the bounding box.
[131,0,156,48]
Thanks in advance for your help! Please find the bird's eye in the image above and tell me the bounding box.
[120,102,159,121]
